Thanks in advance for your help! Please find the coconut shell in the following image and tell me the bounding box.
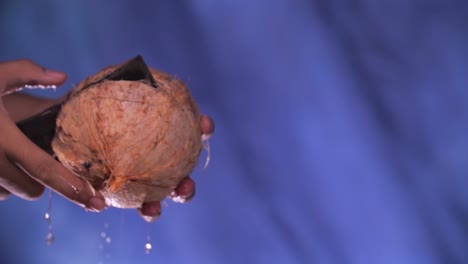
[51,58,203,208]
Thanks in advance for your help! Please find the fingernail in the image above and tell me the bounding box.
[185,187,195,201]
[172,177,195,202]
[87,197,106,212]
[45,69,66,79]
[141,204,161,216]
[200,115,215,135]
[139,205,161,222]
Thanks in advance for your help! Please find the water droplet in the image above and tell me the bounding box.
[144,222,154,254]
[24,84,57,90]
[202,139,211,169]
[145,242,152,254]
[70,184,78,195]
[44,190,54,245]
[45,232,55,245]
[98,222,112,262]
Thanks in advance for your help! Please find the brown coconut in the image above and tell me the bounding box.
[51,58,203,208]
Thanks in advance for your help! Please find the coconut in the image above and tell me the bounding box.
[51,56,203,208]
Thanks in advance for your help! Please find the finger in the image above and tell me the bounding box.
[0,59,67,95]
[200,115,214,141]
[200,115,214,135]
[3,92,65,122]
[0,186,11,200]
[0,154,44,200]
[137,201,161,223]
[1,117,105,211]
[170,176,195,204]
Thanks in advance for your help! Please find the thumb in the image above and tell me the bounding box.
[0,59,67,95]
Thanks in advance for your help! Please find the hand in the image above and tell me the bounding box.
[0,58,215,222]
[0,59,106,211]
[138,115,215,222]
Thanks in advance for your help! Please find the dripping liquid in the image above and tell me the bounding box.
[44,190,54,245]
[98,222,112,263]
[145,222,153,254]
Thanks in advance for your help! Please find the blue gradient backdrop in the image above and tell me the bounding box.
[1,1,468,263]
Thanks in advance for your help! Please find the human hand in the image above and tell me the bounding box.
[138,115,215,222]
[0,59,106,211]
[0,59,215,221]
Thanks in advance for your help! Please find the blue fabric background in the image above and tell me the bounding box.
[1,1,467,263]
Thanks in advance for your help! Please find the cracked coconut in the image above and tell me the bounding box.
[51,62,203,208]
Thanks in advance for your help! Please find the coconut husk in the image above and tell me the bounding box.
[17,56,203,208]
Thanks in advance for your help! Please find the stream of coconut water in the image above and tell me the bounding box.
[43,190,155,264]
[144,222,153,254]
[44,190,54,245]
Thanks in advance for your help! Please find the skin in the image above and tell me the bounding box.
[0,59,215,222]
[139,115,214,222]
